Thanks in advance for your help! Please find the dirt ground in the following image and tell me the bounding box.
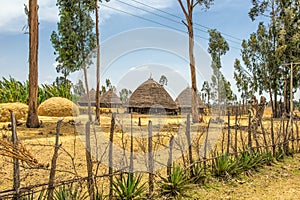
[0,111,299,199]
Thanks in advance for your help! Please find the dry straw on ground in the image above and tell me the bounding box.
[0,102,28,122]
[38,97,79,117]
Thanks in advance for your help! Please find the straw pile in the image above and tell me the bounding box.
[38,97,79,117]
[0,102,28,122]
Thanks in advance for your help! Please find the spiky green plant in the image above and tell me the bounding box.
[53,184,88,200]
[158,166,192,199]
[112,173,147,200]
[211,153,238,178]
[20,189,46,200]
[190,163,207,185]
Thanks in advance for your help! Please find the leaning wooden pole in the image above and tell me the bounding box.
[148,120,154,198]
[47,119,63,200]
[185,114,193,177]
[11,111,20,200]
[109,113,116,200]
[85,121,95,200]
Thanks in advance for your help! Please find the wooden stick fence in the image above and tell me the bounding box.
[1,112,300,199]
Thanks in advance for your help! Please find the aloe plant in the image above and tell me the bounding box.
[112,173,147,200]
[211,153,238,178]
[158,166,192,199]
[53,184,88,200]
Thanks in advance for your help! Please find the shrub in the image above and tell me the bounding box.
[158,166,192,199]
[112,173,147,200]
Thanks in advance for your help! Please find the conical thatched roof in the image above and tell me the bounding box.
[100,89,122,108]
[78,89,97,106]
[175,87,205,109]
[128,78,177,110]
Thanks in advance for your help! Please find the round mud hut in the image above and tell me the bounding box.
[77,89,97,106]
[128,78,178,115]
[175,87,205,114]
[100,89,122,108]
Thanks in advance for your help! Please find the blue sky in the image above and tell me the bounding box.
[2,0,296,100]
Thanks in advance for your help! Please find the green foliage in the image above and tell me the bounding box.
[119,88,132,103]
[208,29,235,105]
[20,190,46,200]
[159,75,168,86]
[54,184,88,200]
[233,59,253,102]
[0,76,72,104]
[0,76,28,103]
[158,166,192,199]
[211,153,238,178]
[51,0,96,78]
[190,163,207,185]
[112,173,147,200]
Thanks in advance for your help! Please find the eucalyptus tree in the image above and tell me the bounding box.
[159,75,168,86]
[51,0,96,122]
[26,0,39,128]
[208,29,229,113]
[233,59,253,110]
[244,0,299,116]
[201,81,211,106]
[95,0,110,122]
[177,0,213,123]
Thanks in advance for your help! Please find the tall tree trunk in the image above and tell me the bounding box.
[95,1,101,123]
[26,0,39,128]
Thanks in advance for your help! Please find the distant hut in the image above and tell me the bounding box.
[78,89,97,106]
[128,78,178,115]
[175,87,205,114]
[100,89,122,108]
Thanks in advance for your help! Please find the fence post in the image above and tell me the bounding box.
[130,113,134,172]
[148,121,154,198]
[85,121,95,200]
[185,114,193,177]
[10,111,20,200]
[248,114,253,151]
[227,111,231,154]
[47,119,63,200]
[109,113,116,200]
[167,136,175,176]
[234,109,238,155]
[203,119,211,171]
[271,116,275,156]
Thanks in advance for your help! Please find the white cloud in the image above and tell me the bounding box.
[0,0,174,34]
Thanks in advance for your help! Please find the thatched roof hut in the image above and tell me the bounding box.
[100,89,122,108]
[77,89,97,106]
[175,87,205,114]
[128,78,178,114]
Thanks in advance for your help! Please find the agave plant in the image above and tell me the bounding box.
[20,189,46,200]
[158,165,192,199]
[53,184,88,200]
[112,173,147,200]
[211,153,238,178]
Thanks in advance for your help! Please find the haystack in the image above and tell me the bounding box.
[38,97,79,117]
[175,87,205,114]
[100,90,122,108]
[78,89,98,106]
[0,102,28,122]
[128,78,178,114]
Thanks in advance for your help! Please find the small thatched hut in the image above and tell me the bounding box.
[175,87,205,114]
[128,78,178,114]
[100,89,122,108]
[77,89,97,106]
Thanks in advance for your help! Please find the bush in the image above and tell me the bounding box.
[112,173,147,200]
[158,166,192,199]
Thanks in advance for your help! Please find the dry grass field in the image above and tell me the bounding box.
[0,107,299,199]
